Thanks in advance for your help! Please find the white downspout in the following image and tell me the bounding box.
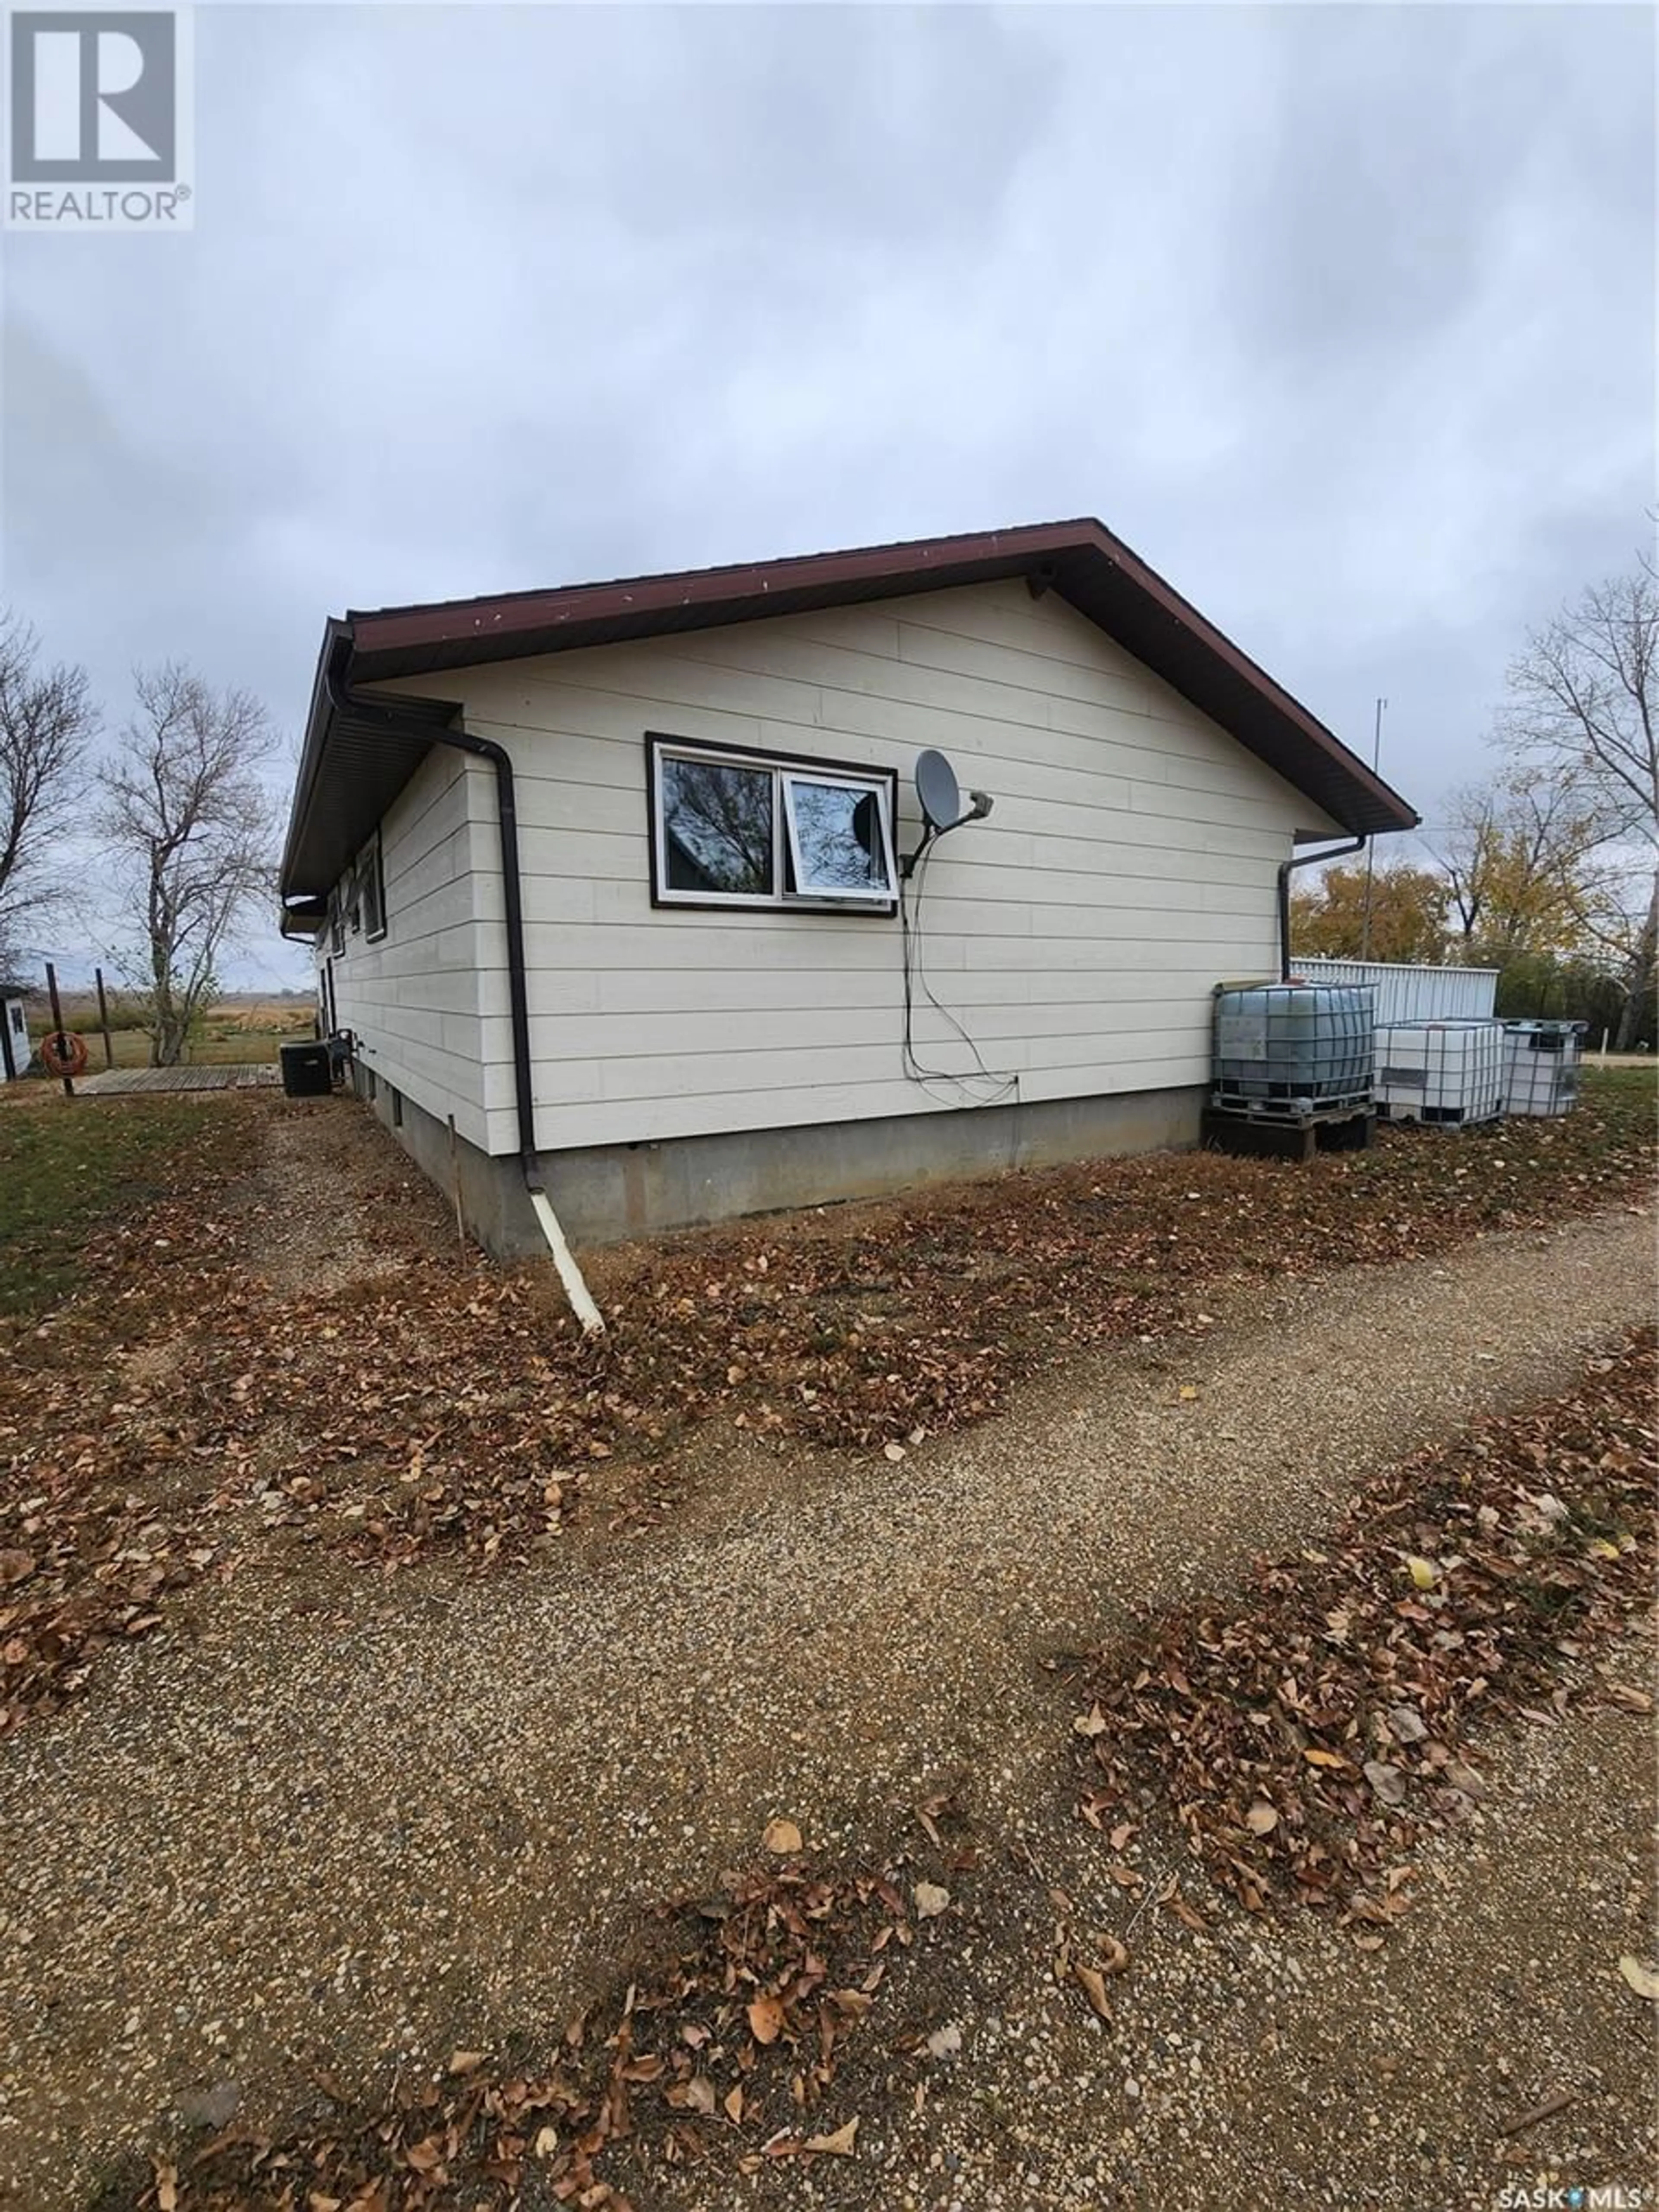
[527,1185,605,1336]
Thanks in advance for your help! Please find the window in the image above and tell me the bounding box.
[783,775,893,899]
[8,1004,22,1036]
[648,736,896,911]
[358,835,386,942]
[329,894,346,955]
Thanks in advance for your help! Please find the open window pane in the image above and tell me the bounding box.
[662,754,775,896]
[783,775,893,898]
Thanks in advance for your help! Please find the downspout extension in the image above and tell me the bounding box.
[1277,835,1367,982]
[323,638,605,1336]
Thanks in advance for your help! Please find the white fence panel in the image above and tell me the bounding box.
[1291,957,1498,1026]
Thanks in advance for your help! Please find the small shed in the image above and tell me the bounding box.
[0,987,31,1081]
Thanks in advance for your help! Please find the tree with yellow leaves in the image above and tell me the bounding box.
[1288,861,1449,963]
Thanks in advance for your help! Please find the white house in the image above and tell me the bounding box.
[0,988,30,1082]
[278,519,1417,1252]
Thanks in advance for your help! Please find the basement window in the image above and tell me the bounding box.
[648,735,896,912]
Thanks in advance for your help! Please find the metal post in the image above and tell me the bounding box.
[1358,697,1386,960]
[44,961,73,1099]
[95,966,115,1068]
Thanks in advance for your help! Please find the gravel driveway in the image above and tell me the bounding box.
[0,1122,1652,2206]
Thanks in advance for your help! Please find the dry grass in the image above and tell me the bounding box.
[17,995,313,1072]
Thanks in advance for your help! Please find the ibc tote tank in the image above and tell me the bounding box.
[1213,983,1375,1112]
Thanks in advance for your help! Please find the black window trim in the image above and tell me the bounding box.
[644,731,899,917]
[361,831,388,944]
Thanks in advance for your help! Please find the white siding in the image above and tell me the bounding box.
[316,745,502,1148]
[376,579,1343,1155]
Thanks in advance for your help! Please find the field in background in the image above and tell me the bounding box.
[12,994,314,1072]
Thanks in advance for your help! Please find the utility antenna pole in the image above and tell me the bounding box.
[1359,696,1386,960]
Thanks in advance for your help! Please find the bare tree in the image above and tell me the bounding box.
[0,612,98,971]
[98,664,278,1066]
[1427,773,1601,960]
[1501,553,1658,1046]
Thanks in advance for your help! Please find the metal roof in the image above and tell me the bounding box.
[280,519,1419,898]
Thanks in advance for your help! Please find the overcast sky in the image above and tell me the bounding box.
[3,1,1653,988]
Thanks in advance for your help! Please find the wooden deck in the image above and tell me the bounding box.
[77,1064,281,1096]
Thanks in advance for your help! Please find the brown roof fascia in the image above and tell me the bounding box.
[343,519,1417,833]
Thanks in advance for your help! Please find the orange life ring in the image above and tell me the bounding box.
[39,1031,89,1078]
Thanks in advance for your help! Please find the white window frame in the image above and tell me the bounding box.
[648,735,898,913]
[781,769,898,902]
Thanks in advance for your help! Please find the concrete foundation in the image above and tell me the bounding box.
[366,1077,1205,1258]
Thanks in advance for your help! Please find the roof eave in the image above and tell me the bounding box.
[283,519,1419,887]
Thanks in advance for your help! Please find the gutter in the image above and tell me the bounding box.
[1276,835,1368,982]
[321,632,604,1336]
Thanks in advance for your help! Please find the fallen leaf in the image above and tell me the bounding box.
[1178,1385,1199,1402]
[1073,1963,1113,2020]
[1363,1761,1406,1807]
[1303,1748,1348,1770]
[1245,1801,1279,1835]
[685,2074,717,2116]
[1618,1955,1659,2002]
[447,2049,486,2074]
[724,2085,745,2124]
[1072,1703,1108,1738]
[1163,1888,1210,1934]
[913,1881,950,1920]
[1405,1554,1439,1590]
[747,1996,785,2045]
[763,1818,803,1854]
[804,2117,859,2156]
[1096,1933,1131,1976]
[925,2022,963,2059]
[883,1442,906,1463]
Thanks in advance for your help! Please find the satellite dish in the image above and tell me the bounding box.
[915,749,962,830]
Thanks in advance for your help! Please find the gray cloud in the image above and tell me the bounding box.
[3,2,1651,982]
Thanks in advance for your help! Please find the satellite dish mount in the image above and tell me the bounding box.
[903,748,994,877]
